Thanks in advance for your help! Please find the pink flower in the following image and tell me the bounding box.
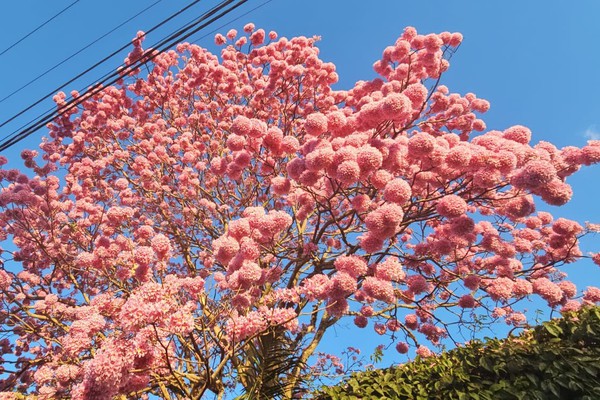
[374,258,405,282]
[403,83,428,108]
[354,315,368,328]
[151,234,171,258]
[271,176,291,195]
[280,136,300,153]
[263,127,283,152]
[226,29,237,40]
[231,294,251,310]
[336,160,361,184]
[492,307,507,318]
[416,345,433,358]
[134,246,155,266]
[351,194,371,213]
[408,132,435,157]
[485,277,514,301]
[326,297,349,317]
[370,169,393,189]
[226,311,268,342]
[505,312,527,326]
[407,275,428,294]
[445,146,472,169]
[249,119,267,138]
[539,179,572,206]
[362,277,395,303]
[583,286,600,303]
[503,125,531,144]
[356,145,383,174]
[383,178,412,204]
[557,281,577,298]
[305,146,335,172]
[472,119,486,131]
[458,294,476,308]
[287,158,306,180]
[214,33,226,45]
[396,342,409,354]
[231,116,253,136]
[374,323,387,335]
[250,29,265,46]
[552,218,583,236]
[436,195,467,218]
[358,232,384,253]
[512,279,533,297]
[305,113,328,136]
[500,195,535,220]
[114,178,128,190]
[386,319,401,331]
[227,218,251,241]
[227,134,246,151]
[463,275,481,291]
[210,157,227,175]
[581,142,600,165]
[301,274,331,301]
[404,314,419,330]
[380,93,411,120]
[238,261,262,285]
[471,98,490,113]
[331,272,358,296]
[334,255,368,278]
[299,170,320,186]
[212,235,240,265]
[263,210,292,234]
[327,111,347,134]
[365,203,404,238]
[512,161,556,190]
[561,300,581,313]
[450,215,475,235]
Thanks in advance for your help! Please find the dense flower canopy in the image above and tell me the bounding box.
[0,24,599,399]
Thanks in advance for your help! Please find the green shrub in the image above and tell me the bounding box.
[316,307,600,400]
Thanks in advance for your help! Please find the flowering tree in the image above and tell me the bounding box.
[0,24,599,399]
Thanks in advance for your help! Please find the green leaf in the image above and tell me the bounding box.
[544,323,563,337]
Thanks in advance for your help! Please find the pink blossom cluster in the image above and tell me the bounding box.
[226,306,297,342]
[212,207,292,295]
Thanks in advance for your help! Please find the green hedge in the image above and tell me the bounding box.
[316,307,600,400]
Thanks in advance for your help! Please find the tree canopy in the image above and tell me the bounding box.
[0,25,599,399]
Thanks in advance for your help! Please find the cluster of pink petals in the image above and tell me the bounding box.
[436,195,468,218]
[374,258,405,281]
[362,277,395,303]
[364,203,404,238]
[334,255,368,278]
[226,306,297,342]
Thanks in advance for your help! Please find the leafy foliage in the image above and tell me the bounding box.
[316,306,600,400]
[235,328,306,400]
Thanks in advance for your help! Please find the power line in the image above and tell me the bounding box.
[0,0,250,153]
[0,0,81,57]
[0,0,164,105]
[0,0,203,130]
[192,0,273,45]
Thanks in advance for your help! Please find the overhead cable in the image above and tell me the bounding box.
[192,0,273,45]
[0,0,81,57]
[0,0,164,105]
[0,0,249,153]
[0,0,203,130]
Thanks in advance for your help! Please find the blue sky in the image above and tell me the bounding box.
[1,0,599,370]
